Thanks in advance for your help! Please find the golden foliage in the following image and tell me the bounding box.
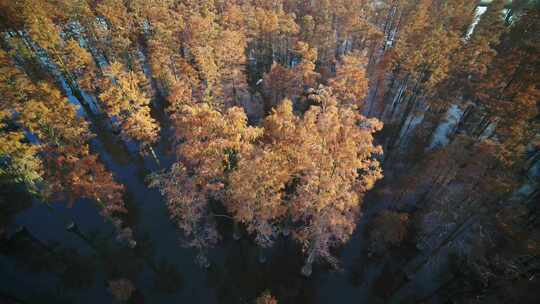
[21,83,91,147]
[329,52,369,108]
[1,49,126,222]
[255,291,278,304]
[99,61,160,151]
[229,88,383,256]
[0,131,43,189]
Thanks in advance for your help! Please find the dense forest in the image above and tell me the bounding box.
[0,0,538,303]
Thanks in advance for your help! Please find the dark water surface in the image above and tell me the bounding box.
[0,97,410,304]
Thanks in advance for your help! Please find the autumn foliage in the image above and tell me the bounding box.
[1,1,538,296]
[152,86,383,267]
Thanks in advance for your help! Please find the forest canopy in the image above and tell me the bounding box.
[0,0,539,303]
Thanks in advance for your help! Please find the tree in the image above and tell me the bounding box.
[149,162,219,266]
[42,145,126,217]
[0,49,42,190]
[291,41,320,90]
[368,210,409,255]
[434,0,508,105]
[108,278,135,303]
[465,0,507,79]
[262,63,297,113]
[18,83,127,218]
[0,49,34,110]
[167,78,195,116]
[0,51,130,242]
[95,0,137,66]
[299,0,335,68]
[260,41,320,114]
[171,103,262,186]
[228,87,385,261]
[290,87,383,275]
[473,6,540,168]
[6,0,98,110]
[238,2,299,80]
[255,290,278,304]
[152,101,261,260]
[63,39,97,93]
[145,4,185,97]
[183,12,222,105]
[182,10,249,107]
[328,51,369,109]
[20,82,91,147]
[0,130,42,190]
[380,0,476,156]
[227,100,303,247]
[215,29,249,105]
[393,2,461,92]
[367,51,392,117]
[99,61,160,158]
[393,137,516,289]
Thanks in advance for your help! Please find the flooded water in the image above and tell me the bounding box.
[0,96,417,304]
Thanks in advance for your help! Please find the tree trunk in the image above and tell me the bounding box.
[148,146,160,167]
